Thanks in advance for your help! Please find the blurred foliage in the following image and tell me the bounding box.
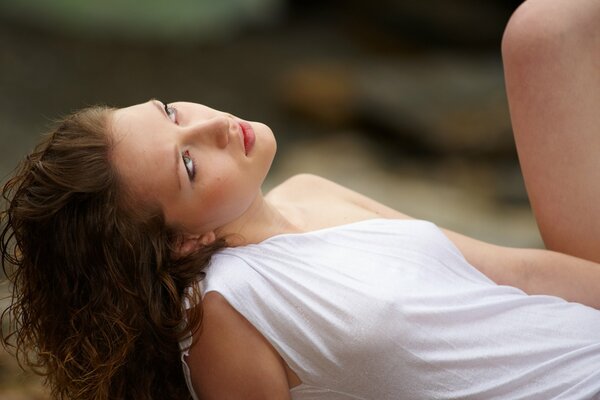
[0,0,284,42]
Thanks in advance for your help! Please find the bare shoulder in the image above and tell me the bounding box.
[281,173,413,219]
[302,174,412,219]
[267,173,332,198]
[270,173,406,216]
[185,291,291,400]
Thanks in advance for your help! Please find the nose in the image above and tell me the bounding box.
[180,116,231,149]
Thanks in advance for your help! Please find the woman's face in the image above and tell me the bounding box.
[110,99,276,240]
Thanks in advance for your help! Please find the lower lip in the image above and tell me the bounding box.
[239,121,255,155]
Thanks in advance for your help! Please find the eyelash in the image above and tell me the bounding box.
[163,102,178,124]
[160,100,196,182]
[182,149,196,182]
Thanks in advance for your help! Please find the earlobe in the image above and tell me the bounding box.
[173,237,199,260]
[199,231,216,246]
[172,231,216,260]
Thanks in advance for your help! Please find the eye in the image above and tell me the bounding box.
[164,103,178,124]
[182,150,196,182]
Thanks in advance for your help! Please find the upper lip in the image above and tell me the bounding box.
[236,120,246,153]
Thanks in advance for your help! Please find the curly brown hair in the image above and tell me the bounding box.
[0,105,229,399]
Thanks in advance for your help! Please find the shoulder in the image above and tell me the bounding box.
[185,291,291,399]
[269,173,333,195]
[269,173,369,202]
[266,173,341,205]
[270,173,412,219]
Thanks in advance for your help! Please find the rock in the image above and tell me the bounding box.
[278,64,357,128]
[341,0,520,50]
[278,55,514,156]
[357,54,513,155]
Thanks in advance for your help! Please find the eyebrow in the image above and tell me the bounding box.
[150,99,181,191]
[150,98,170,120]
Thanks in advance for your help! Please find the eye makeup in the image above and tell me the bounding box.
[182,149,196,182]
[157,99,178,124]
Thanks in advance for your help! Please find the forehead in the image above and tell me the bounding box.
[112,101,157,133]
[110,101,177,204]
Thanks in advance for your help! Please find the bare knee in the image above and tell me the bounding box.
[502,0,599,61]
[501,0,600,148]
[501,0,600,262]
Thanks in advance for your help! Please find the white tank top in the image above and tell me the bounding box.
[179,218,600,399]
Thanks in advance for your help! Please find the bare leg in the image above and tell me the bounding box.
[502,0,600,262]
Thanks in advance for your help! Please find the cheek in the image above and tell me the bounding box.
[201,175,253,223]
[201,177,229,209]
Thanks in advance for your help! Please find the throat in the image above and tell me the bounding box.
[224,199,307,246]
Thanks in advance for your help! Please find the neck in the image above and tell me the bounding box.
[214,189,305,246]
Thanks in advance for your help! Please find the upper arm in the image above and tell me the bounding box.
[442,232,600,310]
[436,228,522,287]
[322,175,523,286]
[343,179,600,307]
[186,292,291,400]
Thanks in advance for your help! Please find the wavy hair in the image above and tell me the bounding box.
[0,105,228,399]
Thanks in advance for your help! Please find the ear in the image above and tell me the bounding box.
[199,231,216,246]
[172,231,216,260]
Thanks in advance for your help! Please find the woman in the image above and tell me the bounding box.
[2,0,600,398]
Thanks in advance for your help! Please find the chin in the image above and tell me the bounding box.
[256,122,275,137]
[258,124,277,156]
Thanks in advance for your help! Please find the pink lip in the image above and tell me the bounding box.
[238,120,255,155]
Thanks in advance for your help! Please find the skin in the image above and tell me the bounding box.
[502,0,600,263]
[110,100,307,257]
[108,1,600,394]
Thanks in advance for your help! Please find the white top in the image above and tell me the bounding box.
[179,218,600,399]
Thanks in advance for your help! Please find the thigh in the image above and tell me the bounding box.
[502,0,600,262]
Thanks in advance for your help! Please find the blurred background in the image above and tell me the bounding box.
[0,0,535,397]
